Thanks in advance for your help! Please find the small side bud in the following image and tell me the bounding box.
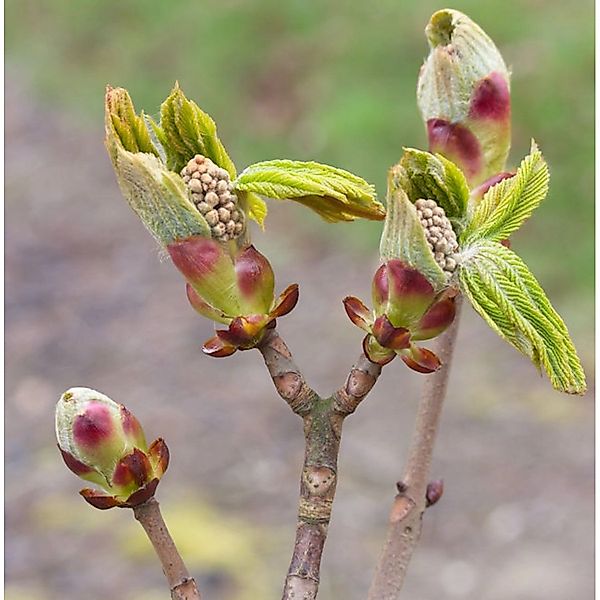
[55,387,169,509]
[417,10,511,185]
[426,479,444,507]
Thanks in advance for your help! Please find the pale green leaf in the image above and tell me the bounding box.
[380,166,447,290]
[398,148,470,228]
[157,83,236,177]
[458,240,586,394]
[238,191,268,228]
[233,160,384,223]
[105,86,159,157]
[462,141,549,244]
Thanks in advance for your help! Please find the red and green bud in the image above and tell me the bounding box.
[55,388,169,510]
[344,260,456,372]
[417,9,511,185]
[168,236,298,356]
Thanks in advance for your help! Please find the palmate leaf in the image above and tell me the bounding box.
[233,160,385,223]
[458,240,585,394]
[380,166,447,290]
[461,141,549,244]
[154,83,237,179]
[398,148,470,229]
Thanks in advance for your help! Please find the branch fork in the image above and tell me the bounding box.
[258,330,382,599]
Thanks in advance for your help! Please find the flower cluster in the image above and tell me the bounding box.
[414,198,459,276]
[181,155,245,242]
[104,84,384,357]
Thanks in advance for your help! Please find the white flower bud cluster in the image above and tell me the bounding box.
[415,198,459,276]
[181,155,245,242]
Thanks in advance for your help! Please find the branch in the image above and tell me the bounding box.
[257,329,317,415]
[133,498,201,600]
[259,330,382,600]
[368,296,463,600]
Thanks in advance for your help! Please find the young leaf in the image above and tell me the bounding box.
[398,148,470,227]
[461,141,549,244]
[380,166,447,290]
[156,83,237,178]
[105,86,159,157]
[238,191,268,228]
[458,240,586,394]
[233,160,384,223]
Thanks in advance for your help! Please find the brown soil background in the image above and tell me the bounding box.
[6,78,594,600]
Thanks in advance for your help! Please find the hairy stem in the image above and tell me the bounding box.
[368,296,463,600]
[258,331,382,599]
[133,498,201,600]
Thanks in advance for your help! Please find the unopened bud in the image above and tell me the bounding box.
[426,479,444,507]
[56,387,169,509]
[344,260,456,372]
[417,10,511,185]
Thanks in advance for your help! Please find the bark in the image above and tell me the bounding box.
[258,331,382,599]
[133,498,201,600]
[367,297,463,600]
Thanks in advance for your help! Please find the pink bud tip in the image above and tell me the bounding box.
[235,245,274,304]
[167,236,224,283]
[72,402,114,449]
[469,72,510,121]
[120,405,145,444]
[427,118,482,182]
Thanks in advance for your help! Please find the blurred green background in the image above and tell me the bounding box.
[6,1,594,599]
[6,0,594,303]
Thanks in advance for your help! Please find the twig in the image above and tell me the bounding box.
[133,498,201,600]
[367,296,463,600]
[258,330,382,599]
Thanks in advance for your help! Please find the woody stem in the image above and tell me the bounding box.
[258,330,382,599]
[133,498,201,600]
[367,296,463,600]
